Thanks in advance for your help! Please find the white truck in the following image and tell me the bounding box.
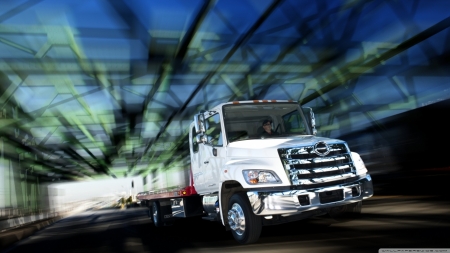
[136,100,373,244]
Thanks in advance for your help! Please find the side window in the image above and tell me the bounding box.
[191,127,198,153]
[282,110,306,134]
[205,114,223,146]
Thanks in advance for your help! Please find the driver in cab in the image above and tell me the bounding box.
[260,119,279,138]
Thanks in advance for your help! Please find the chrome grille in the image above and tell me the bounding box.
[278,143,356,185]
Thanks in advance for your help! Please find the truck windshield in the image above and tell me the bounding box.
[223,103,310,143]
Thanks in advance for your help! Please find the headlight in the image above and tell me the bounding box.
[351,152,368,176]
[242,170,281,185]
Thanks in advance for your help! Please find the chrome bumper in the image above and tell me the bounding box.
[247,174,373,216]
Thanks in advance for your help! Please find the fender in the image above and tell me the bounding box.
[218,180,244,227]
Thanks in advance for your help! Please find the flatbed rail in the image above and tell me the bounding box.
[136,185,197,201]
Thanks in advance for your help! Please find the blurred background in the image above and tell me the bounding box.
[0,0,449,228]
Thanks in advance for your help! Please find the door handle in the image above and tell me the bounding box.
[204,161,209,164]
[208,184,216,187]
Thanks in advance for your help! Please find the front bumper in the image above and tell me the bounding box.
[247,174,373,216]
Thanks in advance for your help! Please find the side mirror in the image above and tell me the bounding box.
[196,134,207,144]
[309,109,317,135]
[194,112,208,143]
[194,113,206,134]
[302,107,317,135]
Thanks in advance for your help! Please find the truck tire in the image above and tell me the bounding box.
[329,201,362,222]
[227,193,262,244]
[152,201,163,227]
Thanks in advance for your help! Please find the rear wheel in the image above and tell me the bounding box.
[152,201,163,227]
[227,193,262,244]
[329,201,362,222]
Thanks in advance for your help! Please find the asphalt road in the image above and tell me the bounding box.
[2,196,449,253]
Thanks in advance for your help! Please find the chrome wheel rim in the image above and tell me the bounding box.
[227,203,245,236]
[153,206,158,223]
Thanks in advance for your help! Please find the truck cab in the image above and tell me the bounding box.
[190,100,373,244]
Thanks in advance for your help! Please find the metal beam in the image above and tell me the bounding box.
[139,0,285,170]
[107,0,152,48]
[301,16,450,105]
[175,0,217,60]
[0,0,43,23]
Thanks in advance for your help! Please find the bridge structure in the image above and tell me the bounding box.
[0,0,449,233]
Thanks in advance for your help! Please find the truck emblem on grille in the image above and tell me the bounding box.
[313,141,330,156]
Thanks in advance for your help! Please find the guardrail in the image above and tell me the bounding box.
[0,198,119,232]
[0,208,56,219]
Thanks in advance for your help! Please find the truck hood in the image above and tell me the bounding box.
[227,135,345,158]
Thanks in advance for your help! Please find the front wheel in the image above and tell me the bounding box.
[227,193,262,244]
[152,201,163,227]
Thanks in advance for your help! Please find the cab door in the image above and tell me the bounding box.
[201,113,225,194]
